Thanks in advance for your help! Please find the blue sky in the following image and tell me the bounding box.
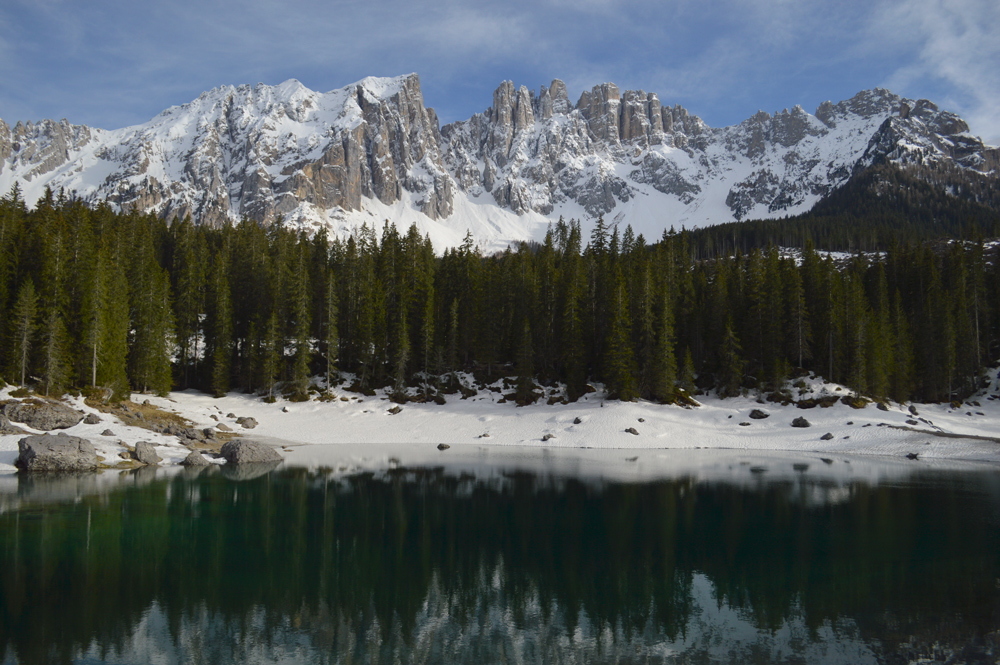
[1,0,998,143]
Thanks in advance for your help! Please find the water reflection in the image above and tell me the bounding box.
[0,453,998,664]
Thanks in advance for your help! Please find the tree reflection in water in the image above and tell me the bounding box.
[0,464,998,664]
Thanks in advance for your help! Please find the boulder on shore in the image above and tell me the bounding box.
[180,451,211,467]
[133,441,161,465]
[220,439,282,464]
[4,401,84,431]
[16,434,98,472]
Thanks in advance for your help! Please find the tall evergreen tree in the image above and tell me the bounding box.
[11,280,38,387]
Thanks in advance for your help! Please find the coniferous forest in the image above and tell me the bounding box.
[1,183,999,406]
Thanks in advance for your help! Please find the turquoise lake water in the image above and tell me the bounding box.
[1,453,998,664]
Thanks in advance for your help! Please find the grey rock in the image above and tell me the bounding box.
[573,417,583,424]
[820,432,834,440]
[388,405,402,415]
[133,441,162,465]
[227,413,236,418]
[437,443,450,450]
[625,427,639,435]
[749,409,769,420]
[906,452,920,460]
[16,434,98,472]
[876,402,889,412]
[83,413,101,425]
[908,405,919,416]
[4,401,84,431]
[217,423,232,432]
[101,429,115,437]
[739,422,751,426]
[541,433,555,441]
[0,413,28,435]
[791,417,811,428]
[180,451,211,467]
[236,416,258,429]
[220,439,283,464]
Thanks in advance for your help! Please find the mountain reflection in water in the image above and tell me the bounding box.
[0,453,998,664]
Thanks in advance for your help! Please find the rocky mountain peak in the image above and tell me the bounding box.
[1,75,995,251]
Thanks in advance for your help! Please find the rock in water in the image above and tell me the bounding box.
[220,439,283,464]
[791,417,811,428]
[180,451,211,467]
[16,435,98,472]
[437,443,450,450]
[4,401,84,430]
[235,417,258,429]
[133,442,161,465]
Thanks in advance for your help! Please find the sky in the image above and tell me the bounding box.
[1,0,998,144]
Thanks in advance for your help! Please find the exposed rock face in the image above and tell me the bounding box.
[2,77,996,244]
[2,75,452,228]
[220,439,283,464]
[3,401,84,431]
[16,434,98,472]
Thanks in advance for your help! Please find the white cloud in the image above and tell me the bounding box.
[870,0,1000,144]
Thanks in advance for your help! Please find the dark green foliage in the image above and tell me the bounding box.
[0,187,998,405]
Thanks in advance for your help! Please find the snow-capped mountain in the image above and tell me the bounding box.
[1,74,996,251]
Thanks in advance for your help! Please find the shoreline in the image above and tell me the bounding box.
[3,371,1000,475]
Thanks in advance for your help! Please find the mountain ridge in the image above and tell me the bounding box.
[1,74,997,251]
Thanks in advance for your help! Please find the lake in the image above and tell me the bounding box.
[0,448,998,664]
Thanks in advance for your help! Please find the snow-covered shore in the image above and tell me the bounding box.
[2,369,1000,478]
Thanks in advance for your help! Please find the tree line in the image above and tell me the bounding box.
[1,185,997,404]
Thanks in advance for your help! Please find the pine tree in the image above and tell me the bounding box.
[679,348,696,393]
[392,309,410,403]
[650,286,678,403]
[40,310,71,396]
[323,270,339,392]
[717,319,745,398]
[11,280,38,387]
[515,318,535,405]
[603,269,637,401]
[209,251,233,397]
[261,310,281,401]
[99,260,131,400]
